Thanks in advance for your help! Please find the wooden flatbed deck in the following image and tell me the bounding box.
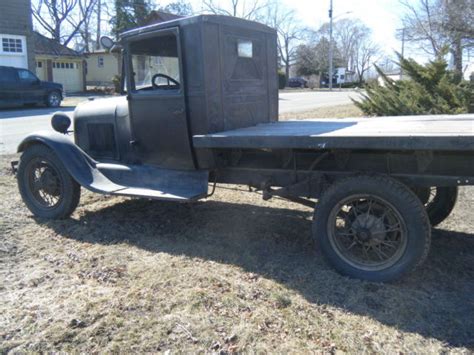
[193,114,474,151]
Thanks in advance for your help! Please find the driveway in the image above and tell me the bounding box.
[0,107,75,155]
[0,90,361,155]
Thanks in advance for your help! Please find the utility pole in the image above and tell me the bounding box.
[400,27,405,79]
[96,0,101,50]
[328,0,334,90]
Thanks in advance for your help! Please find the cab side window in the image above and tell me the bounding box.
[18,69,38,83]
[129,32,181,92]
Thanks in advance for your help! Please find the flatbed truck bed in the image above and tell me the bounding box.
[193,114,474,151]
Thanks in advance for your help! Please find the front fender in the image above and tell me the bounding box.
[17,131,120,193]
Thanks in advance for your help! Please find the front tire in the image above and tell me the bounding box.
[46,91,62,108]
[17,144,80,219]
[313,175,431,282]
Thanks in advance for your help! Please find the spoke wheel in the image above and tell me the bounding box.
[25,158,64,209]
[313,175,431,282]
[328,195,408,272]
[18,144,80,219]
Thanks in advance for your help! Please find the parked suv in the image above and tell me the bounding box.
[0,66,63,108]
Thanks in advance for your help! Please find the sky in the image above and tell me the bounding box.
[159,0,417,61]
[282,0,405,56]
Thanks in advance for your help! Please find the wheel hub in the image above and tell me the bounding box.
[39,168,60,196]
[356,227,371,241]
[352,213,386,245]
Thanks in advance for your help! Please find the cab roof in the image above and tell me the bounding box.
[119,14,276,40]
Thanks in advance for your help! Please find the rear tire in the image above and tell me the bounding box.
[313,175,431,282]
[414,187,458,226]
[17,144,80,219]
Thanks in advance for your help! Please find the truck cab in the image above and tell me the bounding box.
[73,15,278,171]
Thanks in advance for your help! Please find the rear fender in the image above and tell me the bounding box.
[17,131,120,193]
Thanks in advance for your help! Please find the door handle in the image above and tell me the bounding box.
[173,109,185,115]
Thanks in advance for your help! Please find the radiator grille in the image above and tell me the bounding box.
[87,123,116,158]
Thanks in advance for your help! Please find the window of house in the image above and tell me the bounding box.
[98,56,104,68]
[37,61,43,68]
[2,37,22,53]
[61,63,65,69]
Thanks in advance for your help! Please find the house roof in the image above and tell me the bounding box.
[33,32,83,57]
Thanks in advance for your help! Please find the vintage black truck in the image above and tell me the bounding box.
[13,15,474,282]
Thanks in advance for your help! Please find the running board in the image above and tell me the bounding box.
[90,163,209,201]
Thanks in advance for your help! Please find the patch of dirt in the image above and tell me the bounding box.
[1,154,473,352]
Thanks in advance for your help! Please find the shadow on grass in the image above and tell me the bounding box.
[44,198,474,348]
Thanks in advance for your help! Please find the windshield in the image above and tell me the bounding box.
[129,33,180,92]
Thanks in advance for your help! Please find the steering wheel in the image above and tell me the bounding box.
[152,73,180,89]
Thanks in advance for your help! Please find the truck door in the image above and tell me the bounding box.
[125,28,195,170]
[17,68,43,104]
[0,67,22,107]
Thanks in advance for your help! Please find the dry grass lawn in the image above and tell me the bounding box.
[279,104,363,120]
[1,152,473,353]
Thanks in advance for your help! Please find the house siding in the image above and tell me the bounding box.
[0,0,35,71]
[85,52,120,86]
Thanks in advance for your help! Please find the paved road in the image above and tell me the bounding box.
[0,107,75,155]
[0,91,359,155]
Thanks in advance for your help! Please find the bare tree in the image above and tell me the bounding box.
[32,0,78,45]
[332,19,365,71]
[294,28,345,78]
[302,19,380,83]
[353,36,380,84]
[74,0,99,52]
[376,55,398,74]
[264,2,303,81]
[202,0,269,21]
[400,0,448,56]
[32,0,97,47]
[400,0,474,74]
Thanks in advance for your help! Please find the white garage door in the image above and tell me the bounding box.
[52,61,83,93]
[0,34,28,69]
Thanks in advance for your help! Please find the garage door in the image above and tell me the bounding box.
[0,34,28,69]
[52,61,83,93]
